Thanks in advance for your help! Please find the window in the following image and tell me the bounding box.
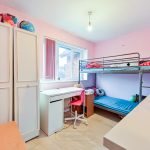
[42,38,87,82]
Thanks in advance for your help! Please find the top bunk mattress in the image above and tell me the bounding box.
[80,66,150,74]
[80,53,150,74]
[94,96,139,116]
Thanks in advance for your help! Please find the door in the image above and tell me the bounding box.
[14,28,39,141]
[0,23,12,124]
[48,99,64,135]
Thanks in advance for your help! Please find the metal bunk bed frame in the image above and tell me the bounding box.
[78,52,150,102]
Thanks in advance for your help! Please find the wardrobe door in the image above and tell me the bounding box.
[0,23,12,124]
[14,28,39,141]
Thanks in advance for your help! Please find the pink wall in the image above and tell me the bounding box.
[0,4,95,90]
[95,28,150,99]
[95,27,150,57]
[96,74,150,100]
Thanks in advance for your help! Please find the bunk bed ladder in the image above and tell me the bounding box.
[142,86,150,88]
[139,71,143,102]
[139,71,150,102]
[138,53,143,103]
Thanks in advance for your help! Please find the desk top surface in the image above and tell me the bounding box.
[41,87,83,96]
[104,95,150,150]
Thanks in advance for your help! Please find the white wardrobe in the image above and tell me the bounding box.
[0,23,13,124]
[0,22,39,141]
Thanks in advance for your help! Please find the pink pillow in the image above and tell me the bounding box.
[86,62,102,68]
[140,61,150,66]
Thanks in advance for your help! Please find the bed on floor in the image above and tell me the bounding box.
[94,96,139,116]
[79,53,150,115]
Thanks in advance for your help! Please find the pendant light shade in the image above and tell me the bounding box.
[87,11,92,31]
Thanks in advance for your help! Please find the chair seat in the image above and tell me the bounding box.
[70,99,83,106]
[65,90,88,128]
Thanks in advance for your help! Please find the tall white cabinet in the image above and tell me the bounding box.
[14,28,39,141]
[0,22,39,141]
[0,23,13,124]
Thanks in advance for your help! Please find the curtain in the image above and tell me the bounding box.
[45,38,55,79]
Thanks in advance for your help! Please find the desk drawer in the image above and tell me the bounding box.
[85,94,94,117]
[50,95,64,101]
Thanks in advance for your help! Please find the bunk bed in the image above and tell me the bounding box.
[79,53,150,116]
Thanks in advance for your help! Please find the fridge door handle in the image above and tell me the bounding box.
[50,99,62,103]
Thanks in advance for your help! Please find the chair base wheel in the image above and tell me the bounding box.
[73,126,77,129]
[65,110,88,129]
[85,121,88,125]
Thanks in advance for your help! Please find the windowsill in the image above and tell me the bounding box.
[40,79,87,84]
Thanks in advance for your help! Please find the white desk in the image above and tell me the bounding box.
[40,87,83,136]
[103,95,150,150]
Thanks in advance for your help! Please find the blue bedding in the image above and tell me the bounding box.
[94,96,139,116]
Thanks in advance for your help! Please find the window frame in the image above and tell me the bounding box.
[41,38,88,83]
[55,41,86,82]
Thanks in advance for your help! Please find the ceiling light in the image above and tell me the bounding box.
[87,11,92,31]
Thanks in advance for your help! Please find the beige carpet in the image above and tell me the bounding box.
[26,108,120,150]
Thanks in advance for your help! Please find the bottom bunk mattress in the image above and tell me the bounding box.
[94,96,139,116]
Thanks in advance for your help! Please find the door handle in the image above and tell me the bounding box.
[50,99,62,103]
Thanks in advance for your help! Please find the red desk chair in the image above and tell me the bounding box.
[65,90,88,128]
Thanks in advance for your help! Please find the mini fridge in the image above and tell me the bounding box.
[40,91,64,136]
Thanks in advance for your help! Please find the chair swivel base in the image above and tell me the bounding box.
[65,110,88,129]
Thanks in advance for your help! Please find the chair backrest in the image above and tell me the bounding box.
[80,90,85,104]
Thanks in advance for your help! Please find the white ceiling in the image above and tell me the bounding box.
[1,0,150,42]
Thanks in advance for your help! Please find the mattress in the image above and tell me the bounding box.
[94,96,138,116]
[80,66,150,74]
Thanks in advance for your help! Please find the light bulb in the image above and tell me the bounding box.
[87,22,92,31]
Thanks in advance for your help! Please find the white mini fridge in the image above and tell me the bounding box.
[40,91,64,136]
